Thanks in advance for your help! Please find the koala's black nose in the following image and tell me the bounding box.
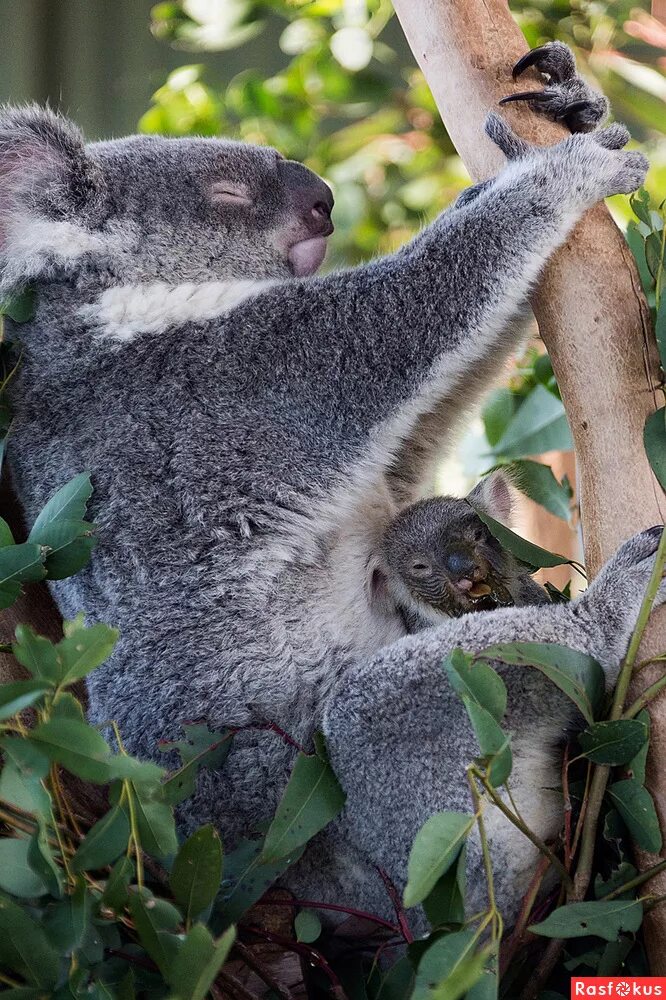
[444,549,477,581]
[279,159,334,235]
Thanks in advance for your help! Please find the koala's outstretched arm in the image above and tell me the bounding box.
[321,528,665,923]
[224,119,645,477]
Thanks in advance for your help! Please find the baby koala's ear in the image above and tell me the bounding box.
[467,469,514,525]
[0,104,104,296]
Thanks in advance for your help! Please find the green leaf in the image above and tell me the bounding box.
[626,221,654,295]
[504,459,572,521]
[412,930,476,1000]
[374,956,415,1000]
[0,516,14,547]
[29,473,93,540]
[127,892,175,977]
[0,758,50,818]
[655,290,666,371]
[1,287,37,323]
[0,735,50,781]
[0,893,60,987]
[628,711,650,783]
[29,518,96,580]
[0,679,48,720]
[261,740,345,863]
[51,691,86,723]
[579,719,648,766]
[28,820,64,898]
[461,697,512,787]
[132,790,178,858]
[71,804,131,872]
[168,925,236,1000]
[443,650,507,723]
[13,626,60,684]
[102,856,134,912]
[0,543,46,609]
[530,899,643,941]
[215,837,305,929]
[404,812,474,908]
[29,717,114,782]
[490,385,572,460]
[423,845,466,928]
[170,824,223,922]
[43,877,91,953]
[469,508,570,571]
[0,838,49,897]
[55,622,119,686]
[607,779,663,853]
[295,909,321,943]
[160,724,233,806]
[644,408,666,491]
[476,642,605,725]
[482,387,516,447]
[466,970,498,1000]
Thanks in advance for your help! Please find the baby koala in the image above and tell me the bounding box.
[377,482,551,632]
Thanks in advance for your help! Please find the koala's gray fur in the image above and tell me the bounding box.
[1,45,659,928]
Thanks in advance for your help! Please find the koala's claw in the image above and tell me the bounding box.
[501,41,609,134]
[512,42,577,85]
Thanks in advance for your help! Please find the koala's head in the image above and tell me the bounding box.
[373,471,549,629]
[0,104,334,298]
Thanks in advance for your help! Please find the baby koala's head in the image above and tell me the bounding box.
[375,471,549,630]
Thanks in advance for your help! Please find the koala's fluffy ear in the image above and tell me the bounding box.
[0,104,104,296]
[467,469,514,524]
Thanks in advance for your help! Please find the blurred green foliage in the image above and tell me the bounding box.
[140,0,666,268]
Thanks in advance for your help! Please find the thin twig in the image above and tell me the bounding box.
[253,896,400,935]
[232,940,296,1000]
[624,672,666,719]
[602,859,666,901]
[244,925,348,1000]
[376,866,414,943]
[473,769,572,891]
[500,854,551,976]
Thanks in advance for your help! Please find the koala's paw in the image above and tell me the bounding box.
[500,42,609,133]
[586,527,666,612]
[556,125,649,201]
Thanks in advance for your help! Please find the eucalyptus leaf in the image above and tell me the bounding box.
[477,642,605,724]
[469,508,570,571]
[0,838,49,897]
[579,719,648,766]
[13,625,60,684]
[644,408,666,491]
[28,820,64,898]
[29,718,114,782]
[461,697,512,787]
[530,898,643,941]
[168,925,236,1000]
[412,929,477,1000]
[504,459,572,521]
[490,385,572,460]
[607,779,663,853]
[132,789,178,858]
[443,649,507,723]
[295,908,321,942]
[0,893,60,987]
[55,622,119,686]
[71,804,131,872]
[214,836,305,930]
[1,287,37,323]
[655,291,666,372]
[29,473,93,541]
[170,824,223,922]
[261,739,345,863]
[0,679,48,721]
[127,892,174,977]
[404,812,474,908]
[423,845,467,928]
[29,518,96,580]
[0,543,46,609]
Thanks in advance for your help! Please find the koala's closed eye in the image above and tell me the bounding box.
[211,181,253,207]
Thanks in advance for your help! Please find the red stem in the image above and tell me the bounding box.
[252,896,400,934]
[244,926,348,999]
[376,866,414,944]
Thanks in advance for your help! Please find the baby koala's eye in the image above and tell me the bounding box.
[410,560,432,577]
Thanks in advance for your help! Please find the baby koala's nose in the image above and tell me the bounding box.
[445,549,479,586]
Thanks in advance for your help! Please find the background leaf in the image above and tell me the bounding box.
[170,824,222,923]
[404,812,474,908]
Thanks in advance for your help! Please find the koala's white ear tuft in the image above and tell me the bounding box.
[0,104,104,295]
[467,469,514,525]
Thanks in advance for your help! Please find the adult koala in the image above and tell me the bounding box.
[0,43,660,924]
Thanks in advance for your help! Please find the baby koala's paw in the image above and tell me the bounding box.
[500,41,609,133]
